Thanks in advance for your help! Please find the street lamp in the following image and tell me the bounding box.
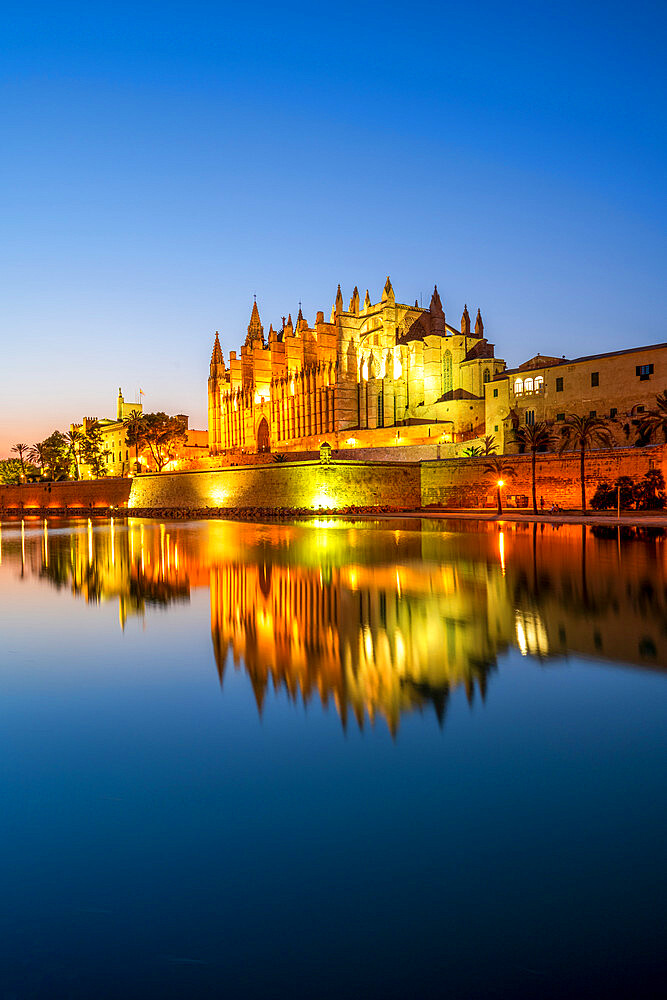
[496,479,505,516]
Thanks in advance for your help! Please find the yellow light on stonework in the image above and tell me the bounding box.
[290,380,295,396]
[361,359,368,381]
[254,392,261,405]
[211,487,227,506]
[346,437,357,446]
[393,353,402,380]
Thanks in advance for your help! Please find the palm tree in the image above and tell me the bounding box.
[64,428,83,480]
[483,456,514,515]
[11,442,29,475]
[559,413,613,512]
[482,434,497,456]
[123,408,144,473]
[27,441,48,475]
[514,421,558,514]
[636,390,667,443]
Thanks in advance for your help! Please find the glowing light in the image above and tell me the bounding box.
[211,488,228,505]
[497,479,504,488]
[346,437,357,446]
[88,518,93,563]
[110,517,114,567]
[43,519,48,568]
[499,530,506,575]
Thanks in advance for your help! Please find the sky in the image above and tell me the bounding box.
[1,0,666,454]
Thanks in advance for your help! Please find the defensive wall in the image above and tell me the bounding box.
[0,477,132,513]
[422,444,667,508]
[2,445,665,515]
[128,460,422,511]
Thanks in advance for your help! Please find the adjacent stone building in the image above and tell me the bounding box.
[487,343,667,452]
[208,279,504,455]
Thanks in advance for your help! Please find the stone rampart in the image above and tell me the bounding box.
[421,444,667,508]
[129,461,422,511]
[0,477,132,512]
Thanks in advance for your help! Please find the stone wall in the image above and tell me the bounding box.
[421,444,667,508]
[129,460,422,511]
[0,477,132,512]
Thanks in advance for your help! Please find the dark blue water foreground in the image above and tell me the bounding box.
[0,517,665,999]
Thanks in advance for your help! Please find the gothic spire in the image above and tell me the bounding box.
[429,284,445,336]
[475,308,484,338]
[461,305,471,336]
[245,300,264,347]
[211,330,224,365]
[382,276,394,302]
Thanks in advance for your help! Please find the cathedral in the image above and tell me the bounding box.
[207,278,505,455]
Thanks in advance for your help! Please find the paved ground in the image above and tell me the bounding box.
[416,508,667,527]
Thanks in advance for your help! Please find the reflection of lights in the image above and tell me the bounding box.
[363,627,373,660]
[21,520,25,565]
[88,518,93,563]
[349,569,358,590]
[110,518,115,567]
[515,611,549,657]
[499,531,505,575]
[43,519,48,567]
[516,619,527,655]
[396,568,401,597]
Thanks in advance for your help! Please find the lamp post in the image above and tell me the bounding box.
[496,479,505,516]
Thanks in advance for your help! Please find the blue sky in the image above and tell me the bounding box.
[1,0,666,451]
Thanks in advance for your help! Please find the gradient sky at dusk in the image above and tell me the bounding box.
[1,0,666,454]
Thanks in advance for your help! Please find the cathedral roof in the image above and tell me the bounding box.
[435,388,483,402]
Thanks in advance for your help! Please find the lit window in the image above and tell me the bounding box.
[524,377,534,393]
[514,379,523,395]
[534,375,544,391]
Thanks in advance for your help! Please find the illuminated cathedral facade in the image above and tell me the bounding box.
[207,278,505,455]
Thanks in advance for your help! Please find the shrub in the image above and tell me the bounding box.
[590,481,616,510]
[633,468,667,510]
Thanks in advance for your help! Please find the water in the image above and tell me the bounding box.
[0,516,665,999]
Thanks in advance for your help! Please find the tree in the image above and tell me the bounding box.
[64,428,84,480]
[127,412,187,472]
[483,456,514,515]
[558,414,613,513]
[39,431,70,480]
[0,458,38,484]
[514,421,558,514]
[633,468,667,510]
[80,422,109,478]
[636,390,667,443]
[11,443,29,475]
[463,445,483,457]
[27,441,49,476]
[123,408,144,472]
[481,434,497,456]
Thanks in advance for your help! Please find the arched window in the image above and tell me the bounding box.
[535,375,544,391]
[483,369,490,383]
[524,377,534,393]
[442,350,452,394]
[514,378,524,395]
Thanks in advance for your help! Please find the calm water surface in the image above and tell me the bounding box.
[0,516,665,999]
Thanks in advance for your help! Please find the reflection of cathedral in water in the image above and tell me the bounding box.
[210,558,495,734]
[3,516,666,733]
